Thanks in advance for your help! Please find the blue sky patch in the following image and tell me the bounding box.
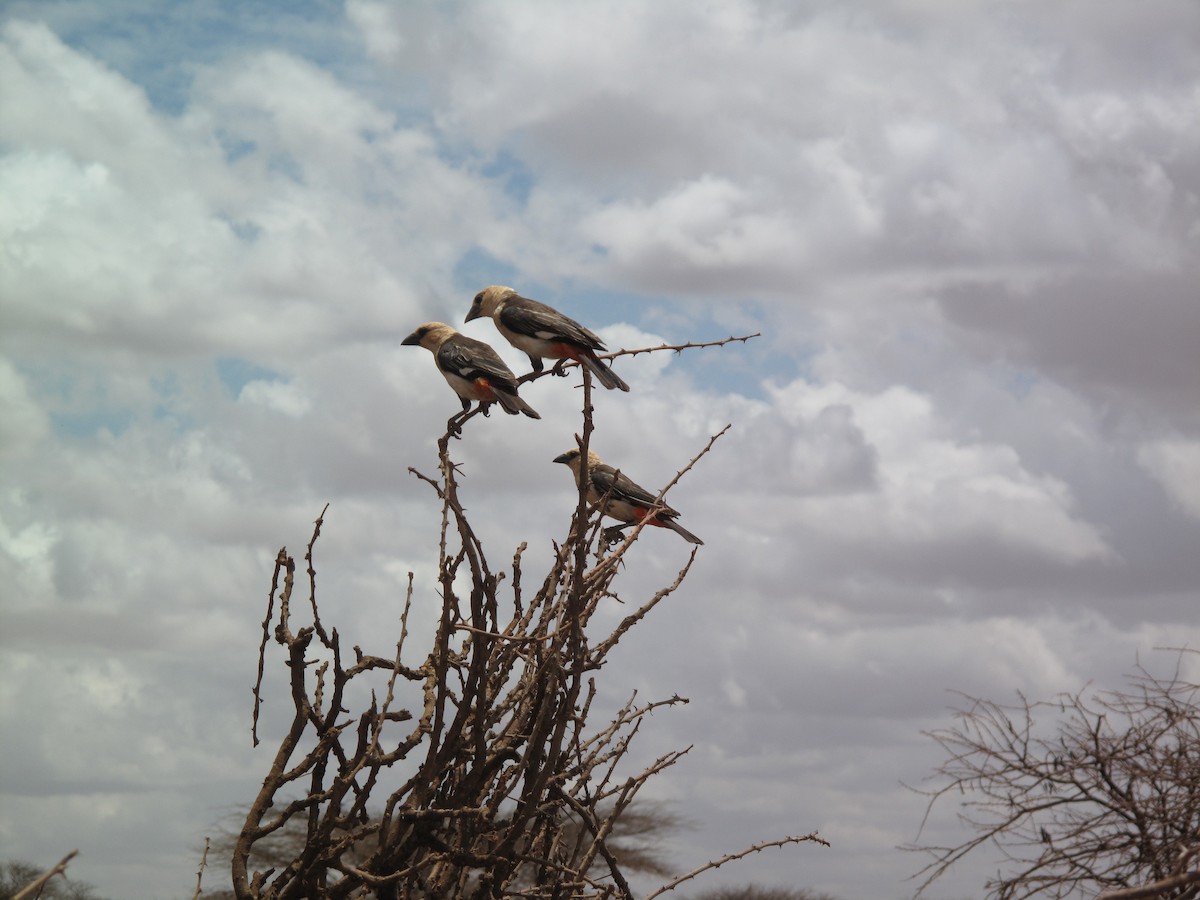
[3,0,356,115]
[216,131,257,164]
[453,247,522,297]
[50,407,133,439]
[215,355,281,398]
[482,150,535,206]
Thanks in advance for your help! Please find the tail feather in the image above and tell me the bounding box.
[581,351,630,392]
[494,390,541,419]
[660,516,703,545]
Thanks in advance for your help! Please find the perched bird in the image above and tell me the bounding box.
[553,448,702,545]
[465,285,630,391]
[402,322,540,419]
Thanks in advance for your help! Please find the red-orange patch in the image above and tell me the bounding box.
[631,508,665,527]
[548,342,581,361]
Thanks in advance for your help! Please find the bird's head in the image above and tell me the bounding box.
[465,285,516,322]
[553,447,603,473]
[402,322,456,352]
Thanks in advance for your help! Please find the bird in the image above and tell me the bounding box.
[553,448,703,545]
[402,322,540,419]
[465,285,630,391]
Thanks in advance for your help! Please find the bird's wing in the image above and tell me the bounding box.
[591,463,674,511]
[437,337,519,390]
[500,297,606,350]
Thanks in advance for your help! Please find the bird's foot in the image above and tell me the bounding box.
[602,526,628,547]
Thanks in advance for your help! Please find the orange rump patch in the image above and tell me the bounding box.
[473,378,498,401]
[632,508,665,527]
[548,342,581,361]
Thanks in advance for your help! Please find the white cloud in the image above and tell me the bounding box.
[721,378,1112,567]
[0,20,504,362]
[1138,438,1200,520]
[345,0,1200,302]
[238,378,311,416]
[0,357,49,460]
[0,20,186,183]
[579,176,806,290]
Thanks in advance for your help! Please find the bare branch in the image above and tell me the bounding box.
[12,850,79,900]
[608,332,760,359]
[251,547,290,748]
[191,837,209,900]
[644,834,831,900]
[517,334,760,385]
[1098,868,1200,900]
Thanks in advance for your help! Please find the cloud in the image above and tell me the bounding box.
[1138,438,1200,520]
[0,19,502,363]
[939,269,1200,426]
[694,377,1112,615]
[579,176,807,292]
[346,1,1200,303]
[238,377,311,417]
[0,358,49,461]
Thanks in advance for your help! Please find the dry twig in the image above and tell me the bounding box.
[12,850,79,900]
[644,834,831,899]
[191,837,209,900]
[516,333,760,386]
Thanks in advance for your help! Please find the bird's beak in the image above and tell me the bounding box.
[552,452,573,464]
[464,302,482,323]
[401,331,421,346]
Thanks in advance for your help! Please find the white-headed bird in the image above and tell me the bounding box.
[554,448,702,545]
[403,322,540,419]
[465,285,630,391]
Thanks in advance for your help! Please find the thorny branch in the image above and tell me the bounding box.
[516,333,760,386]
[610,332,760,359]
[12,850,79,900]
[235,335,822,898]
[192,838,210,900]
[643,834,831,900]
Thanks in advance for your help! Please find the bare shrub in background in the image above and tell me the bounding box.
[908,651,1200,900]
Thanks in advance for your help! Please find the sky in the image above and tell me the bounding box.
[1,1,1199,897]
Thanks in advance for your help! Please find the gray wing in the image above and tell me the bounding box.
[437,335,520,392]
[591,463,677,513]
[500,297,607,351]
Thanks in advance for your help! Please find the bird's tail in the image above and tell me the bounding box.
[660,516,703,545]
[581,351,631,392]
[494,390,541,419]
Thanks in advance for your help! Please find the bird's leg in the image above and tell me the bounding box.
[527,354,544,374]
[551,359,569,377]
[447,404,487,439]
[602,524,630,547]
[477,401,492,418]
